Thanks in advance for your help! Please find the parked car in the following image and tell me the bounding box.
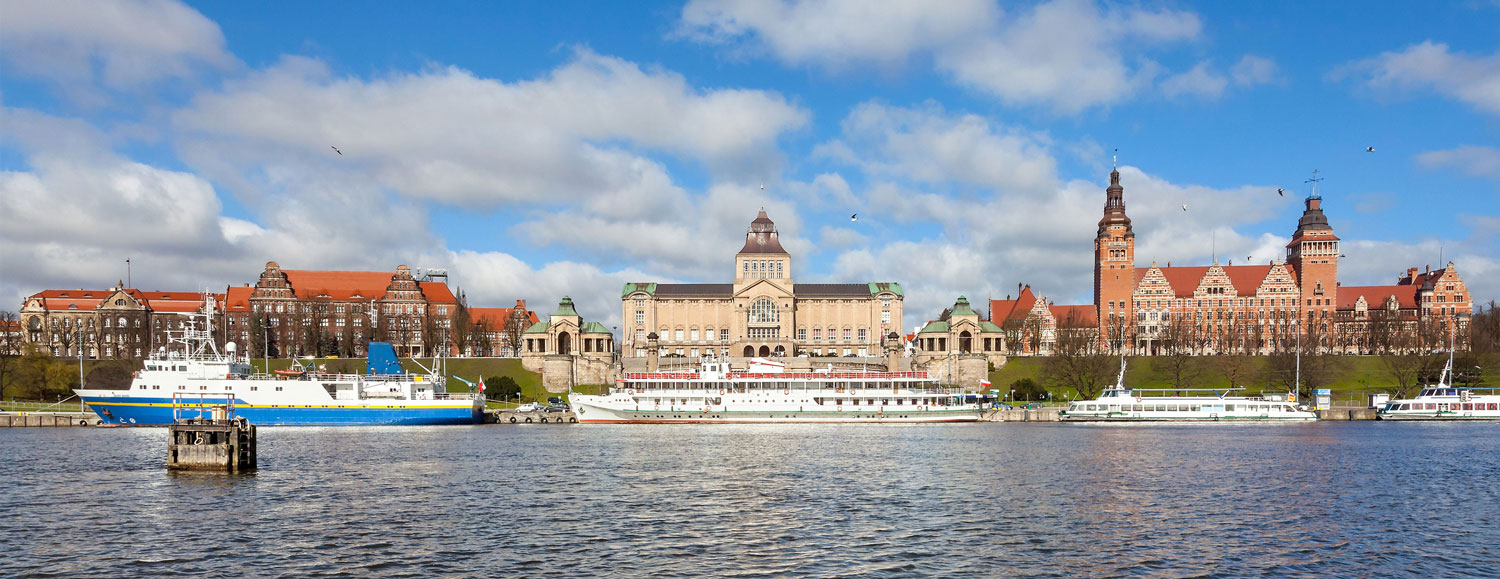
[544,404,569,413]
[514,403,540,413]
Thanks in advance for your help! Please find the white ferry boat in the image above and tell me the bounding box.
[1378,354,1500,421]
[571,357,982,423]
[1060,359,1317,422]
[75,311,482,426]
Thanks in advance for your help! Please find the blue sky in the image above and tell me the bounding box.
[2,0,1497,330]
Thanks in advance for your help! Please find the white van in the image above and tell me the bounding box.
[514,403,540,413]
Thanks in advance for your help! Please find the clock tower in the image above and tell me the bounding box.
[1094,166,1135,346]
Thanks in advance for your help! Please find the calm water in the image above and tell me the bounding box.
[2,422,1498,577]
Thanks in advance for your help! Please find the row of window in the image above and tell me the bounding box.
[647,327,875,343]
[1069,403,1298,413]
[1388,403,1498,411]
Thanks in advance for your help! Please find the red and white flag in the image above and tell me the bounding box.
[478,378,487,392]
[980,379,992,387]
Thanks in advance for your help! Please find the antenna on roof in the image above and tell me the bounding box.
[1305,169,1323,198]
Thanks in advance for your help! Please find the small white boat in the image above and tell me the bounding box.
[1060,358,1317,422]
[1378,352,1500,421]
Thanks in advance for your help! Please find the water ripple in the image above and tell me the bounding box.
[2,423,1499,577]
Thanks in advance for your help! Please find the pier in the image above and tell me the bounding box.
[0,412,102,427]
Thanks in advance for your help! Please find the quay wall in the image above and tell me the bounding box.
[1,413,103,427]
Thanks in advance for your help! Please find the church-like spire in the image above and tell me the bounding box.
[1097,167,1133,239]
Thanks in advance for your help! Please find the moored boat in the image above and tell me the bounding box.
[1060,358,1317,422]
[571,357,982,423]
[1378,353,1500,420]
[75,307,481,426]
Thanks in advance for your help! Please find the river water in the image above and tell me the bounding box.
[2,422,1497,577]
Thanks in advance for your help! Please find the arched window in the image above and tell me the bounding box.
[748,298,779,324]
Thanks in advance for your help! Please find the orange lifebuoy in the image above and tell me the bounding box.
[784,388,790,395]
[720,389,726,395]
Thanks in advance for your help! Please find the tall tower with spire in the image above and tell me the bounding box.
[734,208,793,292]
[1094,165,1135,341]
[1286,192,1339,334]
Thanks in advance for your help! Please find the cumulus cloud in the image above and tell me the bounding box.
[800,101,1303,318]
[0,0,235,102]
[1161,61,1229,99]
[173,49,809,206]
[825,101,1058,193]
[1341,41,1500,115]
[1417,145,1500,180]
[681,0,1223,113]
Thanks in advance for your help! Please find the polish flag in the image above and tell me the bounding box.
[980,379,992,387]
[478,378,487,392]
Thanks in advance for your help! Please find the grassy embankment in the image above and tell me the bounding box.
[988,354,1500,406]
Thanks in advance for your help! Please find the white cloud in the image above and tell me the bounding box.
[173,49,809,207]
[1417,145,1500,180]
[817,225,869,249]
[682,0,1213,113]
[678,0,997,68]
[446,250,655,329]
[827,101,1058,193]
[0,0,235,101]
[1343,41,1500,115]
[1161,61,1228,99]
[1231,55,1279,86]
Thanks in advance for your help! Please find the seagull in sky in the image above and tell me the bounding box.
[1366,147,1375,152]
[1276,187,1284,197]
[1181,204,1188,212]
[331,146,342,155]
[850,213,858,222]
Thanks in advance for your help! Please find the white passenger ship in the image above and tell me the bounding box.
[571,357,982,423]
[1378,354,1500,420]
[1060,359,1317,422]
[75,310,482,426]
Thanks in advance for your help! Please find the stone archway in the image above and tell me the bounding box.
[774,345,786,357]
[743,345,755,357]
[758,345,770,357]
[959,330,972,353]
[557,331,571,355]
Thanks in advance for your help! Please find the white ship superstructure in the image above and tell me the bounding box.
[1060,359,1317,422]
[572,357,982,423]
[1378,352,1500,420]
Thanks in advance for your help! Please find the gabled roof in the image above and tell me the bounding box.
[990,285,1037,323]
[979,320,1004,333]
[523,321,549,334]
[224,286,253,311]
[470,307,538,331]
[1049,304,1097,327]
[1135,264,1283,298]
[274,270,457,303]
[1337,285,1418,310]
[580,321,611,334]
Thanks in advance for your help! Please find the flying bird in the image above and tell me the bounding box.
[1366,147,1375,152]
[1276,187,1284,197]
[331,146,342,155]
[850,214,858,222]
[1181,204,1188,212]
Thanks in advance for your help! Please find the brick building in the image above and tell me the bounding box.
[467,301,539,357]
[222,262,458,358]
[1090,169,1473,355]
[18,285,214,359]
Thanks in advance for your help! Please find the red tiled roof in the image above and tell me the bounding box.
[419,282,456,304]
[224,286,253,311]
[280,270,395,300]
[989,286,1037,323]
[1135,264,1280,298]
[1049,304,1098,327]
[135,291,208,313]
[469,307,539,331]
[1338,285,1418,310]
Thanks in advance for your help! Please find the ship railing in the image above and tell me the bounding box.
[621,371,933,380]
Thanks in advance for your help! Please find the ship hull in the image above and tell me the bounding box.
[573,400,980,423]
[77,393,481,426]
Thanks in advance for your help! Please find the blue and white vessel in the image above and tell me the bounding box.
[75,309,482,426]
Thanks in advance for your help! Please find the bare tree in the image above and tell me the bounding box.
[1043,311,1116,400]
[0,310,20,399]
[449,290,473,357]
[1154,313,1203,392]
[503,309,529,357]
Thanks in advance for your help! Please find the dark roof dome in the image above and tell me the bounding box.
[739,208,788,254]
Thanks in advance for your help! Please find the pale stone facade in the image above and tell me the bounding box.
[913,296,1007,387]
[621,210,903,363]
[520,297,614,392]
